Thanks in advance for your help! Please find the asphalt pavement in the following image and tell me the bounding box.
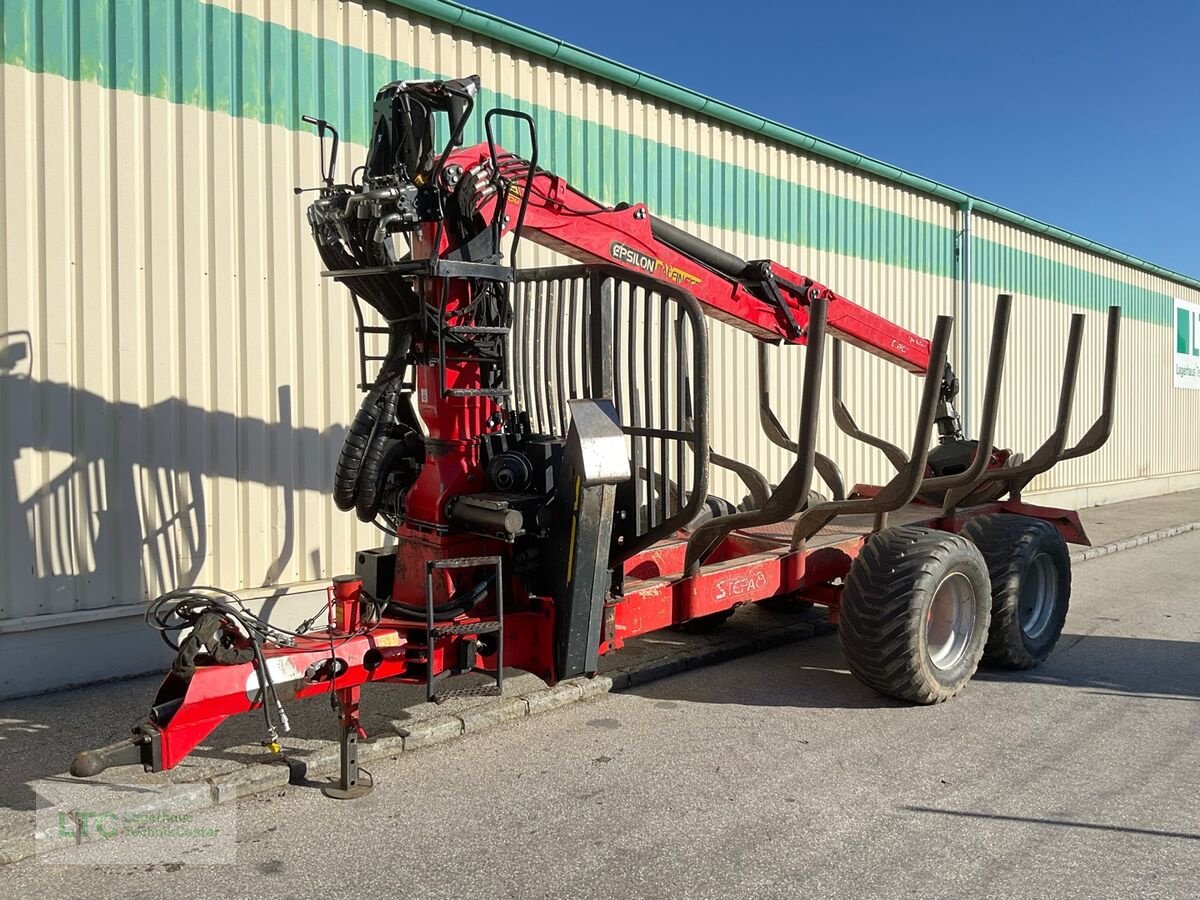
[6,526,1199,899]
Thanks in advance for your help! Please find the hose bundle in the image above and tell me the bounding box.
[334,381,407,523]
[145,586,385,746]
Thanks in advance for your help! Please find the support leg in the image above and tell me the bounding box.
[322,686,372,800]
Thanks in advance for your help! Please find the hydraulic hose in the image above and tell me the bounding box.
[381,572,497,622]
[333,386,385,512]
[355,389,402,522]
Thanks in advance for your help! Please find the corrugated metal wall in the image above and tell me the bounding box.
[1,0,1197,638]
[0,0,371,622]
[967,214,1200,499]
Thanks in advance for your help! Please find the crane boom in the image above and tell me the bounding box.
[443,143,933,373]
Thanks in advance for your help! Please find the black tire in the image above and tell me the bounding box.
[960,514,1071,669]
[671,608,736,633]
[839,525,991,704]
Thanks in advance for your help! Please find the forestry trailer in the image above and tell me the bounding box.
[72,76,1120,798]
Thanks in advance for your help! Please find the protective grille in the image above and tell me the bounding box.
[510,265,709,558]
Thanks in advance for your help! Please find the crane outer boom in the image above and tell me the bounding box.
[449,144,932,375]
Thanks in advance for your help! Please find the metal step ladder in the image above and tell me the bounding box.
[436,318,513,400]
[348,295,419,394]
[424,556,505,703]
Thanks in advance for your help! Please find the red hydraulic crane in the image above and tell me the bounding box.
[72,76,1119,800]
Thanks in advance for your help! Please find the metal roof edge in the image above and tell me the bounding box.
[387,0,1200,293]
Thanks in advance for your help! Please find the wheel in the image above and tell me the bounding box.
[839,525,991,704]
[960,514,1071,669]
[671,608,736,633]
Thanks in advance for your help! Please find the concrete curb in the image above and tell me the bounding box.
[5,519,1196,867]
[1068,520,1200,563]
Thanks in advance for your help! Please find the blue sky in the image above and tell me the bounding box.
[468,0,1199,278]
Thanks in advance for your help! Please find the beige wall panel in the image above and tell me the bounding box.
[969,215,1200,500]
[0,65,383,623]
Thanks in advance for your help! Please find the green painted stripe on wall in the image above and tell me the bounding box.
[972,235,1172,326]
[0,0,1181,326]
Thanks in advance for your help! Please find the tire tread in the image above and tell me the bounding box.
[960,514,1071,669]
[839,525,989,704]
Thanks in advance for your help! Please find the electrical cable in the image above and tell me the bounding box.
[145,586,387,750]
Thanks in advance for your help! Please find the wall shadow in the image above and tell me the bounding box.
[627,627,900,711]
[974,631,1200,700]
[629,628,1200,709]
[0,673,427,814]
[901,806,1200,842]
[0,330,351,619]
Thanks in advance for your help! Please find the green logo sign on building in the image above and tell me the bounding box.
[1177,298,1200,390]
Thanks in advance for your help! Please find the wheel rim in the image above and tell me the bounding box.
[925,572,976,670]
[1019,553,1057,640]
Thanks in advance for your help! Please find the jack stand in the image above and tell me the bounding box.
[322,577,372,799]
[323,685,372,800]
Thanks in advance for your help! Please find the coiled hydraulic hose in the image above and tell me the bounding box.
[333,380,404,521]
[355,389,401,523]
[333,385,385,513]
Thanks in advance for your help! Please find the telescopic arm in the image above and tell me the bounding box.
[446,144,932,374]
